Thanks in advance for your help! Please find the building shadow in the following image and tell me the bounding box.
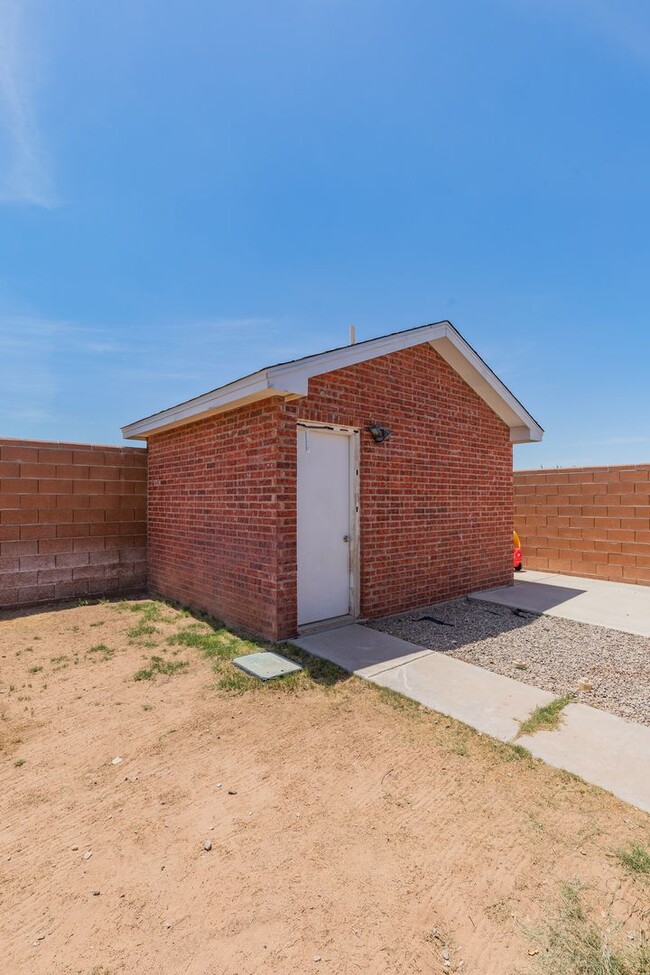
[472,578,587,614]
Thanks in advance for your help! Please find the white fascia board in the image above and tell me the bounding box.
[122,320,543,443]
[121,371,287,440]
[265,322,449,393]
[429,326,543,443]
[270,322,543,442]
[122,324,452,440]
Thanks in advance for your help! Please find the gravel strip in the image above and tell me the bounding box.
[368,597,650,727]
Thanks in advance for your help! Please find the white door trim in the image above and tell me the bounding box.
[296,421,360,621]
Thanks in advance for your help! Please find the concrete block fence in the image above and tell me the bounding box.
[514,464,650,586]
[3,435,648,614]
[0,438,147,609]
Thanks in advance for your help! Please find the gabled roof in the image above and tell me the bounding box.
[122,320,543,444]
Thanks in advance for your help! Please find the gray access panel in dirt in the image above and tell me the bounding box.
[232,651,302,681]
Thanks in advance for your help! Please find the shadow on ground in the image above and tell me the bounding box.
[367,596,544,656]
[475,579,587,613]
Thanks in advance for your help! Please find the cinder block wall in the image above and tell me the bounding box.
[0,438,147,608]
[514,464,650,585]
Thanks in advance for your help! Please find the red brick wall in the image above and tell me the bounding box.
[146,343,513,641]
[0,439,147,608]
[146,400,286,637]
[277,344,513,635]
[514,464,650,585]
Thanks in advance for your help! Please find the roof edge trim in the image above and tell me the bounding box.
[121,321,543,442]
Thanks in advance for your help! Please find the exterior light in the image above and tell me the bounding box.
[367,423,392,443]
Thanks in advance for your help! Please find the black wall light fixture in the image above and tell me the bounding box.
[367,423,392,443]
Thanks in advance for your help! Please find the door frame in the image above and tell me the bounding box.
[296,420,361,622]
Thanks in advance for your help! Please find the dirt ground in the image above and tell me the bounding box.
[1,598,649,975]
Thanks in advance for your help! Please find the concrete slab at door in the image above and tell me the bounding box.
[292,624,432,676]
[296,426,354,626]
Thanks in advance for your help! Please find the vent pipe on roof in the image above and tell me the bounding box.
[349,324,356,345]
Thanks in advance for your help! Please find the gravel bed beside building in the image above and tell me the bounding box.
[368,597,650,727]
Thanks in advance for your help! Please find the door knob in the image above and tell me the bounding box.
[343,535,351,543]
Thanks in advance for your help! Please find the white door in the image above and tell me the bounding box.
[297,425,355,626]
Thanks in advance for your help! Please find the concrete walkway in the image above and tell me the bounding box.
[291,623,650,815]
[471,569,650,637]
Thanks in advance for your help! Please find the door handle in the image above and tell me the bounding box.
[343,535,351,543]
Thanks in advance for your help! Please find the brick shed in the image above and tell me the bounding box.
[123,321,542,640]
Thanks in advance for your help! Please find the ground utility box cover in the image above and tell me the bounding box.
[232,651,302,681]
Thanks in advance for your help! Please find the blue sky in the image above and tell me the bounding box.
[1,0,649,469]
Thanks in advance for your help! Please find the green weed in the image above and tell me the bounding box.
[128,601,164,620]
[128,622,158,639]
[216,669,258,694]
[87,644,115,659]
[133,656,189,681]
[518,695,573,738]
[377,686,422,714]
[451,740,470,757]
[167,626,256,660]
[616,843,650,877]
[492,741,535,764]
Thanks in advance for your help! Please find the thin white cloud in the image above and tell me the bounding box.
[0,316,117,428]
[570,0,650,62]
[171,317,275,332]
[0,0,57,207]
[0,315,118,355]
[507,0,650,64]
[0,406,60,423]
[0,313,288,433]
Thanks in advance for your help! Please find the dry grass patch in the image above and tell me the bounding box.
[529,881,650,975]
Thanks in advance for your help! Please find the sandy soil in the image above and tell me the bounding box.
[1,598,648,975]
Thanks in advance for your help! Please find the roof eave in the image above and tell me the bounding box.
[429,325,543,443]
[121,320,543,443]
[120,370,294,440]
